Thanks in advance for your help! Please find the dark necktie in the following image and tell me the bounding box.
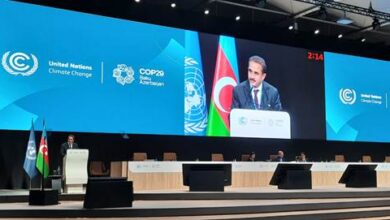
[254,89,259,109]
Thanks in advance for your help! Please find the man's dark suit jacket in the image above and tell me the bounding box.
[232,80,282,111]
[272,156,284,162]
[60,142,79,158]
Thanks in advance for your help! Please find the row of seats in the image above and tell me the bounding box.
[88,154,390,177]
[133,153,390,162]
[133,152,177,161]
[335,155,390,162]
[133,152,224,161]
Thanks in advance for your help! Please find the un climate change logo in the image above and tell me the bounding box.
[339,88,356,105]
[2,51,38,76]
[238,116,248,126]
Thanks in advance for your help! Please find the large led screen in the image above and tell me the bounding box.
[0,1,189,135]
[325,52,390,143]
[1,1,389,143]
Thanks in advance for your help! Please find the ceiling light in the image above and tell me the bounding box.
[134,0,141,2]
[361,38,366,42]
[235,15,240,21]
[171,3,176,8]
[293,21,298,31]
[338,34,343,39]
[337,11,353,25]
[314,29,320,35]
[204,9,210,15]
[288,20,298,31]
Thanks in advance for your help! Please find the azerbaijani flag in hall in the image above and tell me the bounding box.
[206,36,240,136]
[36,123,49,178]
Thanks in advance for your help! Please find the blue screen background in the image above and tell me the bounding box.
[325,52,390,143]
[0,1,194,135]
[2,1,390,143]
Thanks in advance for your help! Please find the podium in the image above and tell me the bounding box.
[339,164,377,188]
[63,149,89,193]
[182,164,232,191]
[230,109,291,139]
[270,163,313,189]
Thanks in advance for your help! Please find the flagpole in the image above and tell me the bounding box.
[41,121,45,191]
[41,135,44,191]
[31,119,34,191]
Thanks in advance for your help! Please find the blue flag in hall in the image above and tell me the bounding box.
[23,122,37,178]
[184,30,208,136]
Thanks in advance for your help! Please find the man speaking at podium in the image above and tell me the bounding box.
[58,134,79,175]
[232,56,282,111]
[60,134,79,158]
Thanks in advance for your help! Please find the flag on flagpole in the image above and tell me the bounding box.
[23,121,38,179]
[206,36,240,136]
[36,122,49,178]
[184,30,208,136]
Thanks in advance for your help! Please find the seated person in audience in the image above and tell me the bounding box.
[248,152,256,162]
[272,150,284,162]
[296,152,306,162]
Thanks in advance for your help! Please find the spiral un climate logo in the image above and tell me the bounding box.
[1,51,38,76]
[339,88,356,105]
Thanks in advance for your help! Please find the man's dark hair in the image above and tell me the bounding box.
[249,55,267,73]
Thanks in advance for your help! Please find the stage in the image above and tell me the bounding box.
[2,187,390,219]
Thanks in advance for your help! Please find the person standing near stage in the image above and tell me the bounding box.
[57,134,79,176]
[60,134,79,158]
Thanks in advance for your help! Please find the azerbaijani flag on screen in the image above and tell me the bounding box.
[206,36,239,136]
[36,122,49,178]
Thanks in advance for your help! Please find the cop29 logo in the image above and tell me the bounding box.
[2,51,38,76]
[339,88,356,105]
[112,64,134,86]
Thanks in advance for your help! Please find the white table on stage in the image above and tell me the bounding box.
[127,161,390,190]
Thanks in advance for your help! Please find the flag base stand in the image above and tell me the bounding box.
[29,189,58,205]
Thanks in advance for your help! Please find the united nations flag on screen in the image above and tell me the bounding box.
[184,31,207,136]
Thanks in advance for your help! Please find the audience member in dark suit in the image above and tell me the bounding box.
[296,152,307,162]
[248,152,256,162]
[273,150,284,162]
[232,56,282,111]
